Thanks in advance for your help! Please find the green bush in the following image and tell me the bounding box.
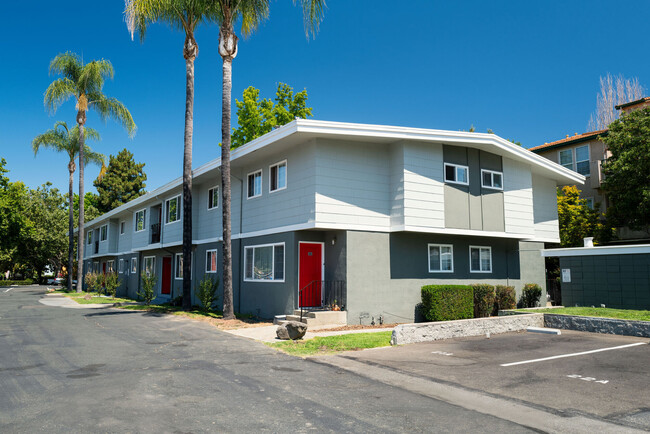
[138,273,157,305]
[471,284,496,318]
[84,272,103,294]
[495,285,516,312]
[196,275,220,311]
[520,283,542,308]
[104,272,120,298]
[421,285,473,322]
[0,279,34,286]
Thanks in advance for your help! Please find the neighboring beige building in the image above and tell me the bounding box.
[529,129,609,211]
[616,96,650,113]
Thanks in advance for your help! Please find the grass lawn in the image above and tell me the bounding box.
[61,291,135,305]
[266,331,393,357]
[521,307,650,322]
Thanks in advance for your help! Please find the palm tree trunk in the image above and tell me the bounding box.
[77,113,86,293]
[67,162,75,292]
[182,46,196,310]
[221,55,234,320]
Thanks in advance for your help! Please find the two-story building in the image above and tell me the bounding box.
[82,119,583,324]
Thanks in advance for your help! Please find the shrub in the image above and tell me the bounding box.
[196,275,220,311]
[0,279,34,286]
[104,272,120,298]
[84,272,97,292]
[471,284,496,318]
[138,273,157,305]
[520,283,542,308]
[421,285,473,322]
[495,285,516,312]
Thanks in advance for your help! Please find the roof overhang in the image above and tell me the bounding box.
[542,244,650,257]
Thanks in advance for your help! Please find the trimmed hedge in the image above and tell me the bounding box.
[421,285,473,322]
[471,284,496,318]
[520,283,542,308]
[495,285,516,312]
[0,279,34,286]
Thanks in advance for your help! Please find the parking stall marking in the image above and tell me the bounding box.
[567,374,609,384]
[431,351,453,356]
[500,342,647,367]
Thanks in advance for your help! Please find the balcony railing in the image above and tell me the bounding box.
[151,223,161,244]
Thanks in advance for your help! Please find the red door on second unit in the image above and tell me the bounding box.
[161,257,172,295]
[299,243,323,307]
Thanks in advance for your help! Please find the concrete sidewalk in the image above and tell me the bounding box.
[224,324,393,343]
[39,293,114,309]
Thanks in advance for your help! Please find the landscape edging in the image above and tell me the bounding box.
[543,314,650,338]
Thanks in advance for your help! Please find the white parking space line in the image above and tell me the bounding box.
[4,288,11,293]
[500,342,647,367]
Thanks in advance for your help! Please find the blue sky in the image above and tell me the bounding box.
[2,0,650,195]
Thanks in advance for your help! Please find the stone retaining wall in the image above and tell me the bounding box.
[390,314,544,345]
[544,314,650,338]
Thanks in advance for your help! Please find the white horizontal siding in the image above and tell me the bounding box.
[390,143,405,227]
[532,174,560,240]
[503,158,535,235]
[402,142,445,228]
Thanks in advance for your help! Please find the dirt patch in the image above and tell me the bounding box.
[314,323,398,332]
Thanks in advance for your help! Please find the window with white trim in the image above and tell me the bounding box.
[470,246,492,273]
[208,186,219,210]
[87,231,92,245]
[100,224,108,242]
[575,145,590,176]
[92,261,99,273]
[135,209,146,232]
[247,170,262,198]
[428,244,453,272]
[559,149,573,170]
[124,259,129,275]
[269,161,287,192]
[119,259,124,273]
[143,256,155,276]
[444,163,469,185]
[206,249,217,273]
[131,257,137,274]
[481,169,503,190]
[107,260,115,273]
[120,221,125,235]
[175,253,184,280]
[244,243,284,282]
[166,196,181,224]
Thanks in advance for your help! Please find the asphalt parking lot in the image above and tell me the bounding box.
[341,330,650,428]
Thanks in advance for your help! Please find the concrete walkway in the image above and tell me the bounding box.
[39,293,114,309]
[224,324,393,343]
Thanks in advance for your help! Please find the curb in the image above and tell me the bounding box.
[544,314,650,338]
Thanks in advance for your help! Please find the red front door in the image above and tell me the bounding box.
[161,257,172,295]
[299,243,323,307]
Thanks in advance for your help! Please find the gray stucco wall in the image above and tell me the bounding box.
[559,254,650,309]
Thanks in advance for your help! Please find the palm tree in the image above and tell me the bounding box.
[32,122,105,292]
[215,0,326,319]
[125,0,219,310]
[44,52,136,292]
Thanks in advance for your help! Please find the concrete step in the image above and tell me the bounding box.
[285,311,347,327]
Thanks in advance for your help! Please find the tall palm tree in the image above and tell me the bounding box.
[44,52,136,292]
[32,122,105,292]
[125,0,219,310]
[215,0,326,319]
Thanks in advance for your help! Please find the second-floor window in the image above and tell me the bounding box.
[481,169,503,190]
[87,231,92,245]
[444,163,469,185]
[100,225,108,242]
[135,209,146,232]
[208,186,219,209]
[247,170,262,198]
[270,161,287,192]
[559,145,590,176]
[166,196,181,224]
[120,221,125,235]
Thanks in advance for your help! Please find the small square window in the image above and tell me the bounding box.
[470,246,492,273]
[444,163,469,185]
[270,161,287,192]
[247,170,262,198]
[208,186,219,210]
[481,169,503,190]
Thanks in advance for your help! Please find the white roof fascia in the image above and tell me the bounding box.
[542,244,650,257]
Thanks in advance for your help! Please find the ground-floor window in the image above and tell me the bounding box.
[92,261,99,273]
[144,256,155,276]
[428,244,453,272]
[469,246,492,273]
[244,243,285,282]
[206,250,217,273]
[119,259,124,274]
[175,253,183,280]
[131,257,138,274]
[106,260,115,273]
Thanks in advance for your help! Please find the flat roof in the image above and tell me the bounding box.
[542,244,650,257]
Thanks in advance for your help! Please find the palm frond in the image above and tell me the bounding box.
[32,128,68,156]
[54,120,70,134]
[89,93,137,137]
[294,0,326,38]
[238,0,269,36]
[84,147,106,168]
[44,78,77,114]
[79,60,114,94]
[125,0,219,41]
[49,52,82,80]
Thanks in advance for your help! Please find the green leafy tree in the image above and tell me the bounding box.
[601,107,650,230]
[215,0,326,319]
[557,186,604,247]
[126,0,219,310]
[0,160,29,274]
[44,52,136,292]
[94,148,147,213]
[231,83,313,148]
[32,121,104,291]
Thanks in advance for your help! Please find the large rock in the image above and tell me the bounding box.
[276,321,308,340]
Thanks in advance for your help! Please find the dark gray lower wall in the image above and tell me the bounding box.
[559,254,650,309]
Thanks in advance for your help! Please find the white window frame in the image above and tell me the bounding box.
[243,242,285,282]
[444,163,469,186]
[134,209,147,232]
[119,221,125,235]
[92,261,99,273]
[247,170,262,199]
[469,246,492,273]
[100,224,108,242]
[131,257,138,274]
[428,244,454,273]
[559,148,573,170]
[165,195,181,224]
[119,259,124,274]
[143,256,155,277]
[206,249,218,273]
[207,186,219,210]
[107,260,115,273]
[269,160,287,193]
[559,146,590,177]
[481,169,503,190]
[175,253,183,280]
